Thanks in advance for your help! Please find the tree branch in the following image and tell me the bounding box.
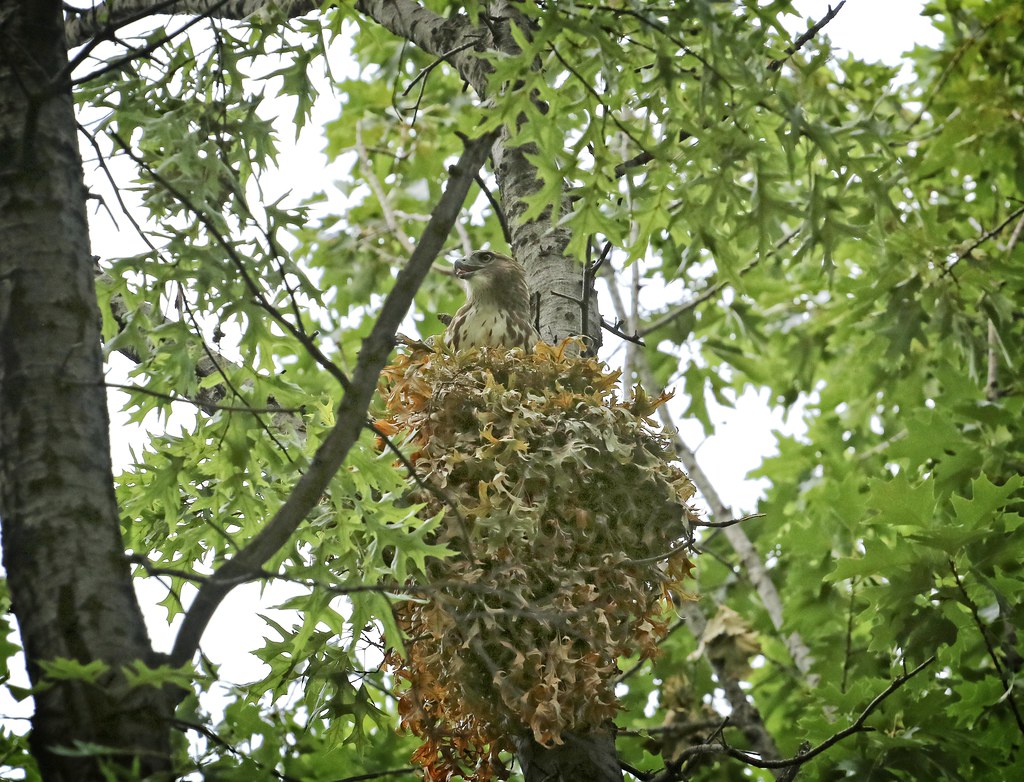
[768,1,847,72]
[944,203,1024,275]
[64,0,317,49]
[695,513,765,529]
[638,227,799,339]
[949,560,1024,736]
[168,130,496,667]
[354,0,489,94]
[657,655,935,779]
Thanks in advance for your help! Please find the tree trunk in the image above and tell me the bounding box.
[513,729,623,782]
[491,128,601,349]
[0,2,175,779]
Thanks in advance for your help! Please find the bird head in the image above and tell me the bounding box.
[453,249,501,280]
[453,250,524,303]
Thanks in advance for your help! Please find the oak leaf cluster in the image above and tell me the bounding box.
[378,340,699,781]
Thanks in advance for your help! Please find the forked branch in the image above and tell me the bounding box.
[655,656,936,781]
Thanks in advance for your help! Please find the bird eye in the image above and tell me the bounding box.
[477,251,493,262]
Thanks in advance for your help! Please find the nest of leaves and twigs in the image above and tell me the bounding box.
[377,339,699,781]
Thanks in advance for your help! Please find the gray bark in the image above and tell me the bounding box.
[677,603,783,772]
[64,0,317,48]
[0,2,175,779]
[491,130,600,347]
[513,729,622,782]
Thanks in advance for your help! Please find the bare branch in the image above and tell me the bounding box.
[768,1,848,72]
[944,203,1024,275]
[401,36,486,98]
[104,382,302,414]
[475,173,512,245]
[949,560,1024,736]
[656,656,936,780]
[601,318,645,346]
[694,512,765,529]
[638,227,799,339]
[64,0,318,49]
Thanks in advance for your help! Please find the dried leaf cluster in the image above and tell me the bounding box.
[378,340,699,780]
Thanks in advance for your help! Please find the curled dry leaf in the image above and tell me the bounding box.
[689,604,762,679]
[379,338,700,781]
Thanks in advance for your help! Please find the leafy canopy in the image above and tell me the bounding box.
[4,0,1019,779]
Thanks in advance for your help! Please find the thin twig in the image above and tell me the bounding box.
[619,760,651,781]
[105,382,303,414]
[601,318,645,345]
[949,560,1024,736]
[657,656,936,779]
[366,419,474,552]
[474,173,511,244]
[172,717,304,782]
[127,554,207,584]
[694,512,765,529]
[944,204,1024,275]
[401,37,485,97]
[581,240,612,355]
[768,1,847,72]
[620,539,695,567]
[77,122,161,254]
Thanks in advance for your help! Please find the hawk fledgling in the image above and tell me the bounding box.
[445,250,539,351]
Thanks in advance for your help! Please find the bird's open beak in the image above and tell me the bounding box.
[453,257,483,279]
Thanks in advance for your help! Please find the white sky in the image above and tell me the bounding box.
[1,0,944,752]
